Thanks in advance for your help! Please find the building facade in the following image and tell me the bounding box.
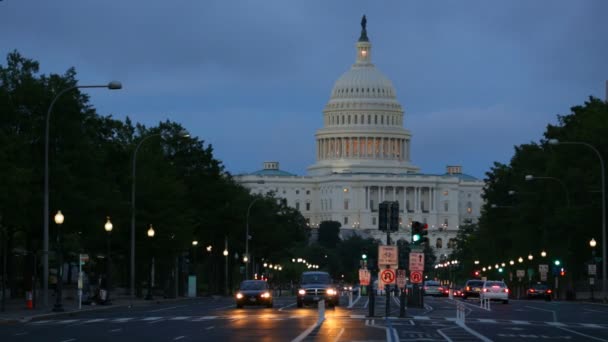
[235,19,484,259]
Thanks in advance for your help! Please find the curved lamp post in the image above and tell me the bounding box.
[548,139,606,300]
[43,81,121,307]
[245,197,262,280]
[130,129,189,298]
[52,210,65,312]
[524,174,570,207]
[145,224,155,300]
[104,217,113,305]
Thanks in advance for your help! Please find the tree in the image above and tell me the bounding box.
[318,221,341,248]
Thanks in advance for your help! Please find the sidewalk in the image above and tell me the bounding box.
[0,294,199,324]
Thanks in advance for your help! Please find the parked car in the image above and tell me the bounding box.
[297,271,339,308]
[481,280,509,304]
[527,282,552,301]
[422,280,443,296]
[462,279,485,299]
[235,280,273,308]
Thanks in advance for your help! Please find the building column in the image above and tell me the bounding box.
[365,186,369,209]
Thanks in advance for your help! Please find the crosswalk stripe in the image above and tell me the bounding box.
[512,320,531,325]
[350,315,365,319]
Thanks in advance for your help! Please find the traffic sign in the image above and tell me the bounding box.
[378,245,398,266]
[359,268,371,286]
[410,271,423,284]
[588,264,597,276]
[396,269,406,289]
[516,270,525,278]
[380,269,396,285]
[409,252,424,271]
[79,254,89,264]
[538,264,548,273]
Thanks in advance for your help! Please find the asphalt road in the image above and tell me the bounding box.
[1,294,608,341]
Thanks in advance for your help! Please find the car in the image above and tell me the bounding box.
[527,282,552,301]
[422,280,444,296]
[462,279,485,299]
[297,271,339,308]
[480,280,509,304]
[235,280,273,308]
[452,286,463,297]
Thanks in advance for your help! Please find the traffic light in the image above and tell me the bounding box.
[420,222,429,243]
[554,260,561,266]
[389,202,399,232]
[379,202,389,231]
[411,221,422,244]
[474,270,480,277]
[362,254,367,260]
[560,267,566,277]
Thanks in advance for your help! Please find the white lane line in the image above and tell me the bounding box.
[173,336,185,341]
[147,318,166,324]
[84,318,107,323]
[147,304,187,313]
[169,316,190,320]
[581,323,603,328]
[412,316,430,320]
[109,328,122,332]
[291,319,322,342]
[57,319,79,324]
[279,303,296,311]
[409,320,414,325]
[142,317,163,321]
[363,298,370,308]
[348,295,362,309]
[13,332,28,336]
[525,305,558,322]
[511,320,531,325]
[60,339,76,342]
[191,316,217,321]
[350,314,365,319]
[557,327,608,341]
[205,326,215,330]
[584,308,605,313]
[546,322,566,326]
[113,318,134,323]
[455,321,492,342]
[477,318,497,323]
[436,326,456,342]
[333,327,344,342]
[31,320,53,324]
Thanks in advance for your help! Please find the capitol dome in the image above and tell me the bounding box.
[308,16,418,176]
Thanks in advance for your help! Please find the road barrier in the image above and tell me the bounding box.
[317,299,325,324]
[456,301,465,324]
[480,297,490,310]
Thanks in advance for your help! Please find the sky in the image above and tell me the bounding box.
[2,0,607,179]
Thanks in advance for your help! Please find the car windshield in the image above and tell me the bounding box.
[240,281,266,290]
[425,281,440,286]
[485,281,505,287]
[467,281,484,287]
[301,273,331,284]
[531,284,548,290]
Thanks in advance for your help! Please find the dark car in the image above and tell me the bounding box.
[235,280,273,308]
[462,279,485,299]
[527,283,552,301]
[297,271,339,308]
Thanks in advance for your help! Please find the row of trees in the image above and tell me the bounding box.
[451,97,608,288]
[0,51,311,297]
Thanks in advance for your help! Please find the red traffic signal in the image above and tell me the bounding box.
[474,271,480,277]
[560,268,565,277]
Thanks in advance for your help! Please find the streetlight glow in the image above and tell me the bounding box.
[104,216,113,232]
[590,238,597,248]
[54,210,64,225]
[147,225,155,237]
[509,260,514,265]
[192,240,198,246]
[528,254,533,261]
[223,249,228,256]
[541,250,547,257]
[518,257,523,263]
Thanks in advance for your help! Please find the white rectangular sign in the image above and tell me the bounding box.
[588,264,597,275]
[538,264,548,273]
[378,245,398,266]
[409,252,424,272]
[516,270,525,278]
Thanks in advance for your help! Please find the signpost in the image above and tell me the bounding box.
[380,268,396,285]
[378,246,398,267]
[409,252,424,272]
[539,264,548,282]
[396,270,406,289]
[359,268,371,286]
[410,271,423,284]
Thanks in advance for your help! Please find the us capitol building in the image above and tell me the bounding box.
[235,17,484,259]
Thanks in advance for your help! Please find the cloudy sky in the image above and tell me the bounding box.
[2,1,607,179]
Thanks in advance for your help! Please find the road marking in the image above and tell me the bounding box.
[113,318,134,323]
[173,336,185,341]
[279,303,296,311]
[205,326,215,330]
[347,295,362,308]
[547,322,566,327]
[291,319,322,342]
[147,305,187,312]
[191,316,217,321]
[363,298,370,308]
[147,318,165,324]
[412,316,430,320]
[525,305,557,322]
[169,316,190,320]
[333,327,344,342]
[58,319,79,324]
[31,320,53,324]
[478,319,497,323]
[455,321,492,342]
[512,320,532,325]
[13,332,28,336]
[584,308,604,313]
[436,326,457,342]
[142,317,163,321]
[60,339,76,342]
[109,328,122,332]
[350,314,365,319]
[84,318,107,323]
[581,323,603,328]
[557,326,608,341]
[409,320,415,325]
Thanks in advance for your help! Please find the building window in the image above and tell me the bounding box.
[296,190,300,195]
[467,201,472,214]
[443,190,448,196]
[436,238,443,249]
[306,202,311,211]
[295,202,300,210]
[443,218,448,227]
[406,200,412,212]
[448,238,457,249]
[344,217,348,225]
[344,200,349,210]
[444,202,448,212]
[306,190,310,195]
[372,217,376,225]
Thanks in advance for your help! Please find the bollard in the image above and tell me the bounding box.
[368,285,375,317]
[318,299,325,324]
[349,290,353,307]
[456,301,465,324]
[385,285,390,317]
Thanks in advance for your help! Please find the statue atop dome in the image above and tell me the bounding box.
[359,15,369,42]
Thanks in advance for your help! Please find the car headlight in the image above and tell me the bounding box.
[261,292,271,298]
[236,293,243,299]
[348,286,352,290]
[327,289,336,296]
[298,289,306,295]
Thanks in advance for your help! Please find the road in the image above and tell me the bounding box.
[1,294,608,341]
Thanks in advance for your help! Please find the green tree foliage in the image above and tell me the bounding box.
[318,220,341,248]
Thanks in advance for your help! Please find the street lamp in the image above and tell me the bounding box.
[192,240,198,246]
[52,210,64,312]
[509,260,515,265]
[518,257,524,263]
[548,138,606,299]
[524,174,570,207]
[528,254,533,261]
[130,129,190,298]
[104,217,113,305]
[223,236,229,295]
[590,238,597,249]
[541,250,547,258]
[245,197,262,280]
[43,82,122,307]
[145,224,155,300]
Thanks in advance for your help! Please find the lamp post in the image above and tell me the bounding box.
[43,81,122,307]
[524,175,570,207]
[245,197,262,280]
[52,210,65,312]
[130,130,190,298]
[548,139,606,300]
[223,236,229,296]
[104,217,113,305]
[590,238,597,300]
[145,225,155,300]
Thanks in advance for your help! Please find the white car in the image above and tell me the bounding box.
[481,280,509,304]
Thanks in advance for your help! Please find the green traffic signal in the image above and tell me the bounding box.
[362,254,367,260]
[412,234,421,242]
[554,260,561,266]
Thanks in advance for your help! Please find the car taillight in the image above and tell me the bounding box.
[482,288,488,292]
[547,289,552,294]
[504,288,509,293]
[424,286,428,290]
[529,289,535,293]
[466,286,471,291]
